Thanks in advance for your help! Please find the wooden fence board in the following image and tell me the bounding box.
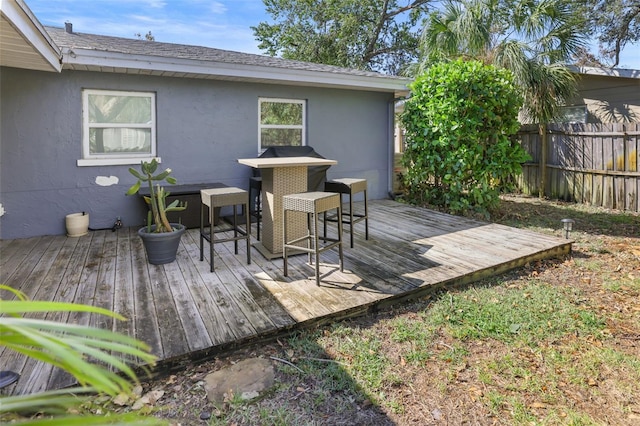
[574,127,586,203]
[517,123,640,212]
[592,124,604,206]
[613,123,625,209]
[628,123,639,211]
[582,129,593,203]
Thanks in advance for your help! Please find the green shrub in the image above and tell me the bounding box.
[400,59,529,215]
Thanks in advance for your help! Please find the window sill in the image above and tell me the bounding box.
[77,157,161,167]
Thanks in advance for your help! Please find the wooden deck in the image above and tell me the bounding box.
[0,199,571,395]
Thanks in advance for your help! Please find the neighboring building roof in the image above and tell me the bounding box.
[44,25,410,95]
[0,0,61,72]
[568,65,640,80]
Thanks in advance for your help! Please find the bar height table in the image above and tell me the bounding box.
[237,156,337,259]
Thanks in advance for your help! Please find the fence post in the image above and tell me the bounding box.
[539,123,547,198]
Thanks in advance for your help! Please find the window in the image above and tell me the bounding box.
[259,98,306,151]
[558,105,587,123]
[79,89,156,166]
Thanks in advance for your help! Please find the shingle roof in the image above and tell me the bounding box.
[45,26,401,81]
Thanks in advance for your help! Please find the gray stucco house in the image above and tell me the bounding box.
[0,0,410,239]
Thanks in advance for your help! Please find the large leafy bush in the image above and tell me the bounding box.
[400,59,529,215]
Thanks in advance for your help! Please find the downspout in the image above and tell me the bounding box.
[387,98,395,198]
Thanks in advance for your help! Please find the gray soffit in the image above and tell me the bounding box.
[46,26,411,96]
[0,0,61,72]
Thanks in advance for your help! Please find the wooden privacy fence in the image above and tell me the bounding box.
[516,123,640,212]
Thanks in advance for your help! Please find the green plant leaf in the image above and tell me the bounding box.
[0,300,125,319]
[151,169,171,181]
[128,168,144,180]
[125,181,141,196]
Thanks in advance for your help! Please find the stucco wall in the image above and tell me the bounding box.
[0,67,394,239]
[572,74,640,123]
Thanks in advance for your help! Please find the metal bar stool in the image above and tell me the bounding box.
[200,187,251,272]
[323,178,369,248]
[283,191,343,286]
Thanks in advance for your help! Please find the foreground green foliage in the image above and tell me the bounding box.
[0,285,163,425]
[401,60,528,214]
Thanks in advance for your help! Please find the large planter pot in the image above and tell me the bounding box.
[138,223,186,265]
[66,212,89,237]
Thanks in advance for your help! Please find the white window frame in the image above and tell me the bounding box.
[78,89,158,166]
[258,97,306,152]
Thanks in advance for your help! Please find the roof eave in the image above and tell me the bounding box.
[0,0,61,72]
[61,47,411,96]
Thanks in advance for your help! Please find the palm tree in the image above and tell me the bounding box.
[0,285,164,425]
[418,0,587,196]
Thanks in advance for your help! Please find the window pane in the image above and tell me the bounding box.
[89,128,151,154]
[558,106,587,123]
[260,102,302,125]
[88,94,152,124]
[261,129,303,148]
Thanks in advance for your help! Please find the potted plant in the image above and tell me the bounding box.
[65,211,89,237]
[126,159,187,265]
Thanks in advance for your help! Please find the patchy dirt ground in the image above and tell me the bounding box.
[131,195,639,426]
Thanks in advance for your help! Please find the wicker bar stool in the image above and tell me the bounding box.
[324,178,369,248]
[283,191,343,286]
[200,187,251,272]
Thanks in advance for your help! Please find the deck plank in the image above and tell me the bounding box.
[0,237,42,283]
[208,234,295,329]
[147,263,191,359]
[89,230,118,332]
[172,233,238,346]
[47,232,99,390]
[0,200,571,395]
[4,235,60,299]
[207,238,282,334]
[11,236,83,396]
[130,228,164,357]
[179,231,259,341]
[38,232,111,392]
[163,246,214,352]
[113,228,134,328]
[0,235,69,395]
